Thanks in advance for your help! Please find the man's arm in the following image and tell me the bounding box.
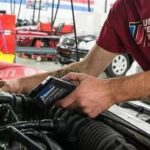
[58,71,150,118]
[111,71,150,103]
[0,44,117,93]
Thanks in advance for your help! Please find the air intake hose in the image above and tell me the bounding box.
[76,121,137,150]
[49,106,137,150]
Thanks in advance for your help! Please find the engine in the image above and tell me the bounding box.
[0,91,150,150]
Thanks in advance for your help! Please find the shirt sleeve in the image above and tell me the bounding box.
[96,0,126,53]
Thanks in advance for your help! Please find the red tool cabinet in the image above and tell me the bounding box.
[0,14,16,54]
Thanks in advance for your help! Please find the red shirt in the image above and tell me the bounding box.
[97,0,150,71]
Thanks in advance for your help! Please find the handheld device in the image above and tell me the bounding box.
[28,76,76,106]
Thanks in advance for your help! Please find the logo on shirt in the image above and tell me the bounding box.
[129,19,150,47]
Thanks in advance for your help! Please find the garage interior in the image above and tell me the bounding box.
[0,0,150,150]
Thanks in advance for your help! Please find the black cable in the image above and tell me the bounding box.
[32,0,37,25]
[38,0,42,22]
[17,0,23,20]
[24,131,53,149]
[41,134,63,150]
[51,0,55,29]
[5,104,19,122]
[70,0,79,61]
[27,131,63,150]
[0,120,55,131]
[52,0,61,26]
[5,126,44,150]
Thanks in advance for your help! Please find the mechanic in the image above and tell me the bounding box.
[0,0,150,118]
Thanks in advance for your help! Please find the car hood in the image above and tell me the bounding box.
[0,62,45,80]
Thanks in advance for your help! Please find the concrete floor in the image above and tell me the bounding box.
[16,55,63,71]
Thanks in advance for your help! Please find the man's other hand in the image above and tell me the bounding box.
[0,79,21,94]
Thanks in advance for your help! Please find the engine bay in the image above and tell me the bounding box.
[0,91,150,150]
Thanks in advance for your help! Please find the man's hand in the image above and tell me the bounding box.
[57,72,116,118]
[0,79,22,94]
